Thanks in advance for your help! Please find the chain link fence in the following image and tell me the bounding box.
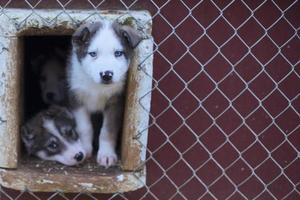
[1,0,300,199]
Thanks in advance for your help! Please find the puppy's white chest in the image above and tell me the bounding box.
[79,83,123,113]
[84,92,108,112]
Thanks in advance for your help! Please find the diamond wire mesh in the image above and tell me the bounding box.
[0,0,300,199]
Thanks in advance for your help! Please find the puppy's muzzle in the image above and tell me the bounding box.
[100,71,113,84]
[74,151,84,162]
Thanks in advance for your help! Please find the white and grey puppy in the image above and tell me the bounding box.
[21,106,86,166]
[68,20,142,167]
[32,50,67,105]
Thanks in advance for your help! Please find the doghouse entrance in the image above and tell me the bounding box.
[18,35,140,192]
[0,9,152,193]
[23,35,71,119]
[20,35,131,191]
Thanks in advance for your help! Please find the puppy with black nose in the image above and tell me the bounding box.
[68,19,142,167]
[21,106,86,166]
[31,49,68,106]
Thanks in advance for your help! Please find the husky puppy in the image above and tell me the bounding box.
[31,49,68,105]
[68,20,142,167]
[21,106,86,166]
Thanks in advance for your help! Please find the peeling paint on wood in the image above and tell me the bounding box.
[0,9,152,192]
[0,37,22,168]
[0,158,145,193]
[121,30,153,171]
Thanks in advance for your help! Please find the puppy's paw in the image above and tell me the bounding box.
[97,149,117,168]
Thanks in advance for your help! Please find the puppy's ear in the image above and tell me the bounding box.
[113,23,143,49]
[72,27,90,45]
[43,105,68,117]
[43,105,60,119]
[57,107,74,121]
[21,125,36,155]
[46,106,75,128]
[72,22,102,46]
[55,109,76,134]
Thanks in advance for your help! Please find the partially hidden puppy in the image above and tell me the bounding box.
[21,105,86,166]
[68,20,142,167]
[31,49,68,105]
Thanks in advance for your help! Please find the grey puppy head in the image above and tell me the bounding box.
[31,49,67,105]
[72,20,143,60]
[21,105,86,166]
[71,20,143,85]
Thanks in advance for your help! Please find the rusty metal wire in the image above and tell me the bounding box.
[1,0,300,199]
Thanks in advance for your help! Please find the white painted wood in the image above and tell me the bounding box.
[0,9,152,191]
[0,37,21,168]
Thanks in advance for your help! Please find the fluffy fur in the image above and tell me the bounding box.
[31,49,68,105]
[21,106,86,166]
[68,20,142,167]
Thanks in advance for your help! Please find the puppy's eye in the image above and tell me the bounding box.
[114,50,124,57]
[88,51,97,57]
[47,140,59,151]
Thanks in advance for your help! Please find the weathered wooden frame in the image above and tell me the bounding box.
[0,9,153,193]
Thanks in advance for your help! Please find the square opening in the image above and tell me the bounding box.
[21,34,124,175]
[0,9,153,193]
[23,35,71,118]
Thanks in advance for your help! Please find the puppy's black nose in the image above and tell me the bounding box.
[74,152,84,162]
[100,71,113,83]
[46,92,55,100]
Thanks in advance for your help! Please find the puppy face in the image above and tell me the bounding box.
[21,106,86,166]
[39,59,66,105]
[31,49,67,105]
[72,20,142,85]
